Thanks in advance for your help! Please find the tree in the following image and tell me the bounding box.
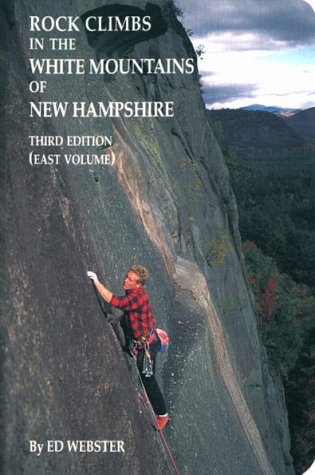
[243,241,305,380]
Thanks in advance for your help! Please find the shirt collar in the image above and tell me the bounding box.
[126,286,145,295]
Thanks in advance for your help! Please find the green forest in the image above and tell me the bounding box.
[208,108,315,474]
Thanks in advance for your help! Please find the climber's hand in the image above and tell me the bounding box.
[87,271,99,284]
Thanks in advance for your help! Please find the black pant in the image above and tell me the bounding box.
[136,338,167,416]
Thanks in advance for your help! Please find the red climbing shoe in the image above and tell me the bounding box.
[156,414,169,431]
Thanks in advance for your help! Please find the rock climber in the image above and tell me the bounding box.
[87,265,169,431]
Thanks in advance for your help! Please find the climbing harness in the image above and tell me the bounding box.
[131,327,169,376]
[130,330,156,377]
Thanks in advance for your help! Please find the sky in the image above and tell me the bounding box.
[176,0,315,110]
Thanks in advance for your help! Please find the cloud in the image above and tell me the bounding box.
[177,0,315,109]
[201,83,257,105]
[197,46,315,109]
[178,0,315,46]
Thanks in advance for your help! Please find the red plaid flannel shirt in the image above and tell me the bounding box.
[110,287,156,339]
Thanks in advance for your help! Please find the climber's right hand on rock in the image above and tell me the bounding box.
[87,271,99,284]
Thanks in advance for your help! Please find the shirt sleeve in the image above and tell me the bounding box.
[110,293,141,311]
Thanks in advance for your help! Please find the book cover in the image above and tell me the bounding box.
[1,1,313,474]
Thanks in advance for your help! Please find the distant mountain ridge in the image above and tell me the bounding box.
[240,104,300,117]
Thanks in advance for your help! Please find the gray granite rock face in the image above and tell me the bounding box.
[0,1,294,474]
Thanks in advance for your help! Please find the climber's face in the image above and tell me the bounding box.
[123,270,142,290]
